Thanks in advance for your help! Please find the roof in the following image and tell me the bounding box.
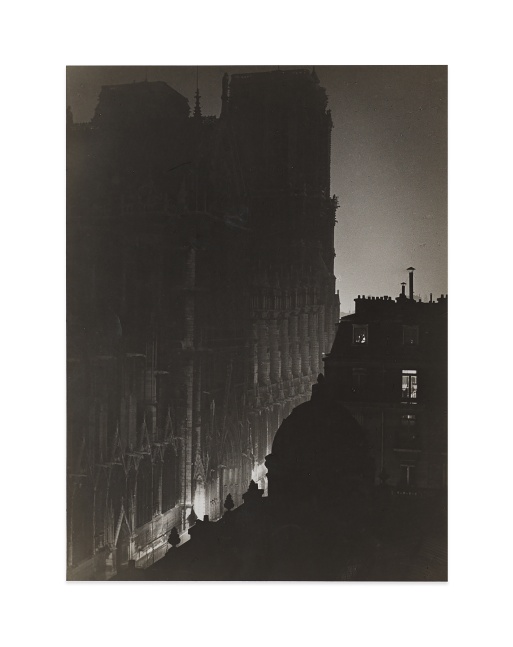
[99,80,188,104]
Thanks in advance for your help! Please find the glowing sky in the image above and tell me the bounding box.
[67,66,447,313]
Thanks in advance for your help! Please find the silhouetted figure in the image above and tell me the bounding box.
[187,508,198,527]
[168,527,181,548]
[224,494,234,512]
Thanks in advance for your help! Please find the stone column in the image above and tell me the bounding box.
[183,358,193,510]
[251,321,259,387]
[182,246,196,514]
[280,317,291,382]
[257,320,270,385]
[144,367,157,441]
[184,248,195,350]
[309,311,319,375]
[289,314,301,377]
[299,311,310,376]
[269,318,281,384]
[193,361,202,461]
[318,305,326,367]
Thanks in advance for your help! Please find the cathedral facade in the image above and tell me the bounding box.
[66,69,339,580]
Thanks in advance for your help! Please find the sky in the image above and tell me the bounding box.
[67,66,447,313]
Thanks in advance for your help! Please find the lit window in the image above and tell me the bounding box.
[353,324,368,345]
[401,414,416,426]
[403,325,419,345]
[401,369,417,402]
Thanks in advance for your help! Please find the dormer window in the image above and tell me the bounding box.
[403,325,419,345]
[353,324,368,345]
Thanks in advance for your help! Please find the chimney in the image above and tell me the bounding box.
[401,282,406,297]
[407,267,415,300]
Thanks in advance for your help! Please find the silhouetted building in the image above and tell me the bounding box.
[323,269,448,492]
[140,388,375,581]
[67,70,339,580]
[119,376,446,581]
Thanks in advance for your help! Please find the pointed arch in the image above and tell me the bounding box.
[193,474,206,519]
[136,457,152,527]
[115,514,131,570]
[162,445,178,513]
[127,463,137,524]
[152,458,162,516]
[94,469,108,550]
[71,478,94,567]
[108,464,127,525]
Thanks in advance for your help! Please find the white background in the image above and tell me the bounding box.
[2,2,512,646]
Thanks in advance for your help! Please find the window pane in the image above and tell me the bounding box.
[402,370,418,400]
[402,376,409,398]
[353,325,367,344]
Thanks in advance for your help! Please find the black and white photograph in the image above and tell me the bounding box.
[66,65,447,581]
[4,4,513,644]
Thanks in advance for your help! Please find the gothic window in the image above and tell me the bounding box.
[71,480,94,566]
[401,370,418,402]
[94,471,108,550]
[353,324,368,345]
[152,461,162,516]
[116,521,130,570]
[403,325,419,345]
[108,466,124,528]
[136,458,153,527]
[162,447,178,513]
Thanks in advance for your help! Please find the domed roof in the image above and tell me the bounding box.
[266,394,373,505]
[273,399,368,474]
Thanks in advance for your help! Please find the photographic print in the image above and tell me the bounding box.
[66,65,447,581]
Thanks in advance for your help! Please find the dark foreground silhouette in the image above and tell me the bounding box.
[113,383,447,581]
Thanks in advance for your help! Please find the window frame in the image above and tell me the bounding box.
[351,367,367,394]
[401,369,418,402]
[402,325,419,346]
[352,324,368,346]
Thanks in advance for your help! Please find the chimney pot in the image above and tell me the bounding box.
[407,267,415,300]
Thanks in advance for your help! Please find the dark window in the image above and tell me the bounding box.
[162,447,178,513]
[352,368,367,394]
[401,370,418,402]
[353,324,368,345]
[136,459,153,527]
[399,464,416,488]
[396,415,420,450]
[403,325,419,345]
